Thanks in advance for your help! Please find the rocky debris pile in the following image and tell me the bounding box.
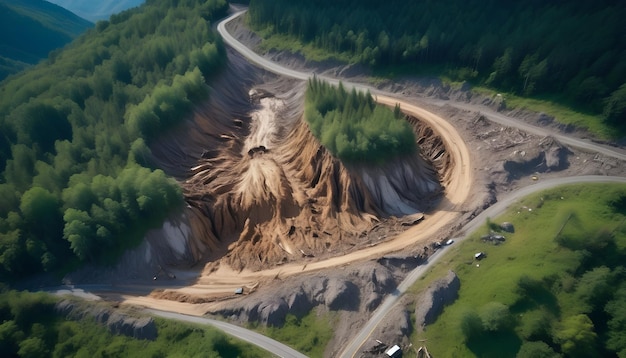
[502,136,571,180]
[482,232,506,245]
[212,262,397,327]
[55,300,157,340]
[414,270,460,331]
[177,70,444,272]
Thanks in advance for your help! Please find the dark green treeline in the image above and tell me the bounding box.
[249,0,626,127]
[0,0,228,280]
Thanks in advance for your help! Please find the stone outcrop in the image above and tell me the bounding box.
[213,262,399,327]
[55,300,157,340]
[414,270,460,331]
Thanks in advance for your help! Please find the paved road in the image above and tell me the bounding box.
[218,9,626,357]
[147,309,307,358]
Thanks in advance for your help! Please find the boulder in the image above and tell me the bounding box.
[500,222,515,233]
[324,279,360,311]
[414,271,460,331]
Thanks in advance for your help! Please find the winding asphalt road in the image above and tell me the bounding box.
[217,9,626,358]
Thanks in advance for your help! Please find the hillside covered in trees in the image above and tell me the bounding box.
[0,0,228,281]
[0,0,92,81]
[248,0,626,128]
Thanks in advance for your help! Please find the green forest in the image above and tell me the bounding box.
[248,0,626,129]
[0,0,93,80]
[0,0,228,281]
[0,290,266,357]
[305,78,415,164]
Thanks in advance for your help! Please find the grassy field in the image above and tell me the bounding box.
[250,310,337,358]
[409,183,626,357]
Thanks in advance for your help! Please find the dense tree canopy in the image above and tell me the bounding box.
[249,0,626,126]
[0,0,228,279]
[305,78,415,164]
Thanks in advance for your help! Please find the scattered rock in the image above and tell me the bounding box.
[481,232,506,244]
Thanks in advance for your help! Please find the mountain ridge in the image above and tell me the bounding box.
[46,0,145,22]
[0,0,92,80]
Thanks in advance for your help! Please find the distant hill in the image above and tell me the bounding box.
[46,0,145,22]
[0,0,92,80]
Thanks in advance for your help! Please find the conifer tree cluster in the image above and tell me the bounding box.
[305,78,415,164]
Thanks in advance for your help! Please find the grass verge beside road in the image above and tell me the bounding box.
[409,183,626,357]
[250,311,337,358]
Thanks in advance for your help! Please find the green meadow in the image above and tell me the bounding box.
[411,183,626,357]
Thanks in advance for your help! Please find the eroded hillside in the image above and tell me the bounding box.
[152,54,448,272]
